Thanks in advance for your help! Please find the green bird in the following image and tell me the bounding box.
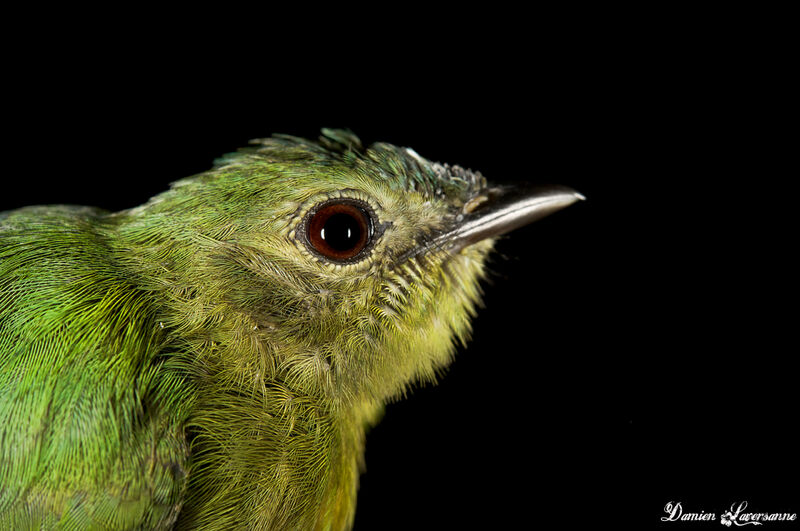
[0,129,581,530]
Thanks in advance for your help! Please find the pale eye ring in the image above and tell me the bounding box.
[300,198,379,263]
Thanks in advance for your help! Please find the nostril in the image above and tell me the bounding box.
[462,194,489,214]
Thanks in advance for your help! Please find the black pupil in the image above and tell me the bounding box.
[321,213,362,251]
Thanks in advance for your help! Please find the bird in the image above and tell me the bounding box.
[0,128,582,529]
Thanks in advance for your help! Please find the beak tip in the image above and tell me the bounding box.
[545,186,585,210]
[551,186,585,204]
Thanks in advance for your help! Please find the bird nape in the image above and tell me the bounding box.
[0,128,581,530]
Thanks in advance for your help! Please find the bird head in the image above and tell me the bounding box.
[121,129,582,408]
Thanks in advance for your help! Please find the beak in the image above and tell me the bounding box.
[399,185,584,262]
[446,184,584,252]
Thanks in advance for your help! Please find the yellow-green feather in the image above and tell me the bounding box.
[1,130,493,529]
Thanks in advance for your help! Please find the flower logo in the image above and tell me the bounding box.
[721,510,734,527]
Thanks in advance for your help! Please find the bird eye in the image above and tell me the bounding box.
[304,199,374,262]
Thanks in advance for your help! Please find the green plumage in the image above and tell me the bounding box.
[0,130,496,529]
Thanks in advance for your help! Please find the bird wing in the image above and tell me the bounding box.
[0,206,191,529]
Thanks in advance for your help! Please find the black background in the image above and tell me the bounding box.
[2,9,795,529]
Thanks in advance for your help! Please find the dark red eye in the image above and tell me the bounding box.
[306,201,373,261]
